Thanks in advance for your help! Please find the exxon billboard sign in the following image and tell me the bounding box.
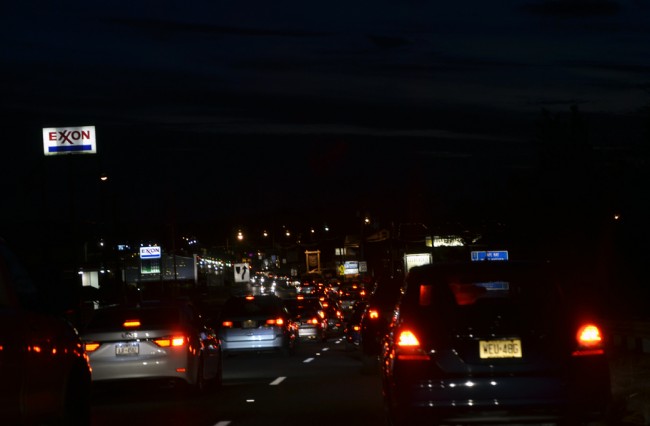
[42,126,97,156]
[140,246,161,259]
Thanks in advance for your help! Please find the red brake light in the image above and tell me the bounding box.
[573,323,605,356]
[397,330,419,347]
[154,335,186,348]
[395,329,430,361]
[123,319,141,328]
[222,321,233,328]
[266,318,284,326]
[368,309,379,320]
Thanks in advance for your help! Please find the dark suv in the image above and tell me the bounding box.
[0,237,92,425]
[381,255,612,426]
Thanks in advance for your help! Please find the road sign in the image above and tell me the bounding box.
[42,126,97,156]
[234,263,250,282]
[471,250,509,261]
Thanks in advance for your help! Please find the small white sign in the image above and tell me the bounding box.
[234,263,250,282]
[42,126,97,156]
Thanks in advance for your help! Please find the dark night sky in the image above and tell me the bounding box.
[2,0,650,248]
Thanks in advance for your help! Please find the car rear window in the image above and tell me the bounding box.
[221,296,284,316]
[405,262,561,312]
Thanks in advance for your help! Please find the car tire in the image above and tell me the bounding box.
[208,353,223,391]
[189,356,207,395]
[61,364,92,426]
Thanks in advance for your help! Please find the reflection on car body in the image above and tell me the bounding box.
[0,237,92,425]
[80,300,222,393]
[381,252,612,426]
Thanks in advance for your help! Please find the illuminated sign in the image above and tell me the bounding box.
[405,253,432,273]
[42,126,97,156]
[471,250,509,261]
[140,246,161,259]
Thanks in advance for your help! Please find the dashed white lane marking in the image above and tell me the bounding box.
[304,357,315,363]
[213,421,231,426]
[270,376,286,385]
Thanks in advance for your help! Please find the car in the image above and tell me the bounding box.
[344,299,368,351]
[283,296,327,342]
[381,252,613,426]
[0,237,92,425]
[360,276,402,357]
[296,272,325,296]
[80,299,223,393]
[321,298,345,338]
[338,281,368,319]
[215,294,296,355]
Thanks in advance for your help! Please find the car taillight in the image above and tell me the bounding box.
[266,318,284,326]
[84,342,101,353]
[222,321,233,328]
[368,309,379,320]
[153,335,186,348]
[309,317,320,325]
[123,319,141,328]
[395,329,430,361]
[572,323,605,356]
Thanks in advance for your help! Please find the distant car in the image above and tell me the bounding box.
[381,255,613,426]
[283,296,327,342]
[321,298,345,338]
[338,282,368,319]
[297,272,325,296]
[216,294,296,355]
[360,277,401,357]
[0,237,92,425]
[344,300,368,351]
[80,300,223,393]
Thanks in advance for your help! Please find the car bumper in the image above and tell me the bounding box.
[387,374,610,424]
[89,352,196,384]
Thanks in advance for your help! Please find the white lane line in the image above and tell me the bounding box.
[213,422,231,426]
[322,347,329,351]
[270,376,286,385]
[303,357,315,363]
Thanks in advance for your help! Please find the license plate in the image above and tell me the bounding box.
[479,339,522,359]
[242,320,257,329]
[115,342,139,356]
